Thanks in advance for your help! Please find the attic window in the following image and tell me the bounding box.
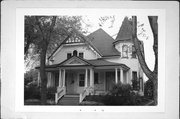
[73,50,78,56]
[65,37,83,44]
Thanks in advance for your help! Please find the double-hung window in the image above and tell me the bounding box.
[79,74,85,87]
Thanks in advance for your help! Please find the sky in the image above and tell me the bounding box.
[80,15,155,81]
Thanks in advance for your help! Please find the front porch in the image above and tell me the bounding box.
[37,56,130,104]
[38,67,130,104]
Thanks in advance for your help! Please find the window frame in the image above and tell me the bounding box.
[122,45,128,58]
[67,53,72,59]
[79,52,84,58]
[79,73,85,87]
[94,72,99,84]
[131,45,137,58]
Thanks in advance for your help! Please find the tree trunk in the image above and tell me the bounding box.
[40,41,48,105]
[35,16,57,105]
[132,16,158,105]
[148,16,158,105]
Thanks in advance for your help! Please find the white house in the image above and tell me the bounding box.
[37,17,144,104]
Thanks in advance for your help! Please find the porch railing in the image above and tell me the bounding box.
[55,86,66,104]
[79,87,90,103]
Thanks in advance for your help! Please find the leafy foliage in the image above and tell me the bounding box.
[144,79,154,99]
[24,83,40,100]
[110,82,132,96]
[24,16,86,71]
[132,78,140,91]
[24,69,38,86]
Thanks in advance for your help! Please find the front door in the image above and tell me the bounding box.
[66,72,75,94]
[106,71,115,91]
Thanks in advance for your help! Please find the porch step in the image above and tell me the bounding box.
[58,94,80,105]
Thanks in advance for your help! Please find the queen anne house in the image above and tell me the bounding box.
[37,17,144,104]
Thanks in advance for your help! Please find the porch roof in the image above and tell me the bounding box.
[37,56,130,70]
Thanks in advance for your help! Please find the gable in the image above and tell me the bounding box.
[50,44,101,65]
[62,34,85,44]
[60,56,91,66]
[48,32,102,61]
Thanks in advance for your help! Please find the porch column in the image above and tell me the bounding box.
[89,68,94,94]
[47,72,52,88]
[90,68,94,87]
[38,71,41,87]
[62,69,66,87]
[129,69,132,85]
[59,69,62,87]
[126,70,129,84]
[120,68,123,83]
[115,68,118,84]
[85,68,88,88]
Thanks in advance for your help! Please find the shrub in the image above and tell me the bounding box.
[24,69,38,86]
[101,82,145,105]
[144,79,153,99]
[24,83,40,100]
[110,82,132,96]
[132,78,140,91]
[47,87,56,100]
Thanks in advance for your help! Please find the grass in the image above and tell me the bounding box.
[83,95,153,106]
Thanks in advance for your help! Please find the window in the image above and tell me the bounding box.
[132,45,136,58]
[94,73,99,84]
[122,45,128,58]
[132,71,137,81]
[79,52,84,58]
[67,53,72,59]
[73,50,78,56]
[132,71,139,90]
[79,74,85,87]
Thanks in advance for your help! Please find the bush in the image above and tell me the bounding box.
[25,85,56,101]
[24,69,38,86]
[132,78,140,91]
[24,83,40,100]
[47,87,56,100]
[101,83,146,105]
[144,79,153,99]
[110,82,132,96]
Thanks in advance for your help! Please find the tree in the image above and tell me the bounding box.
[34,16,57,105]
[132,16,158,105]
[25,16,86,104]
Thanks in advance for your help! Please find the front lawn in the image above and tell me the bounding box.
[82,95,153,106]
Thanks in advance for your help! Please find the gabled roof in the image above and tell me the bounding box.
[115,17,133,42]
[36,56,129,69]
[87,28,120,57]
